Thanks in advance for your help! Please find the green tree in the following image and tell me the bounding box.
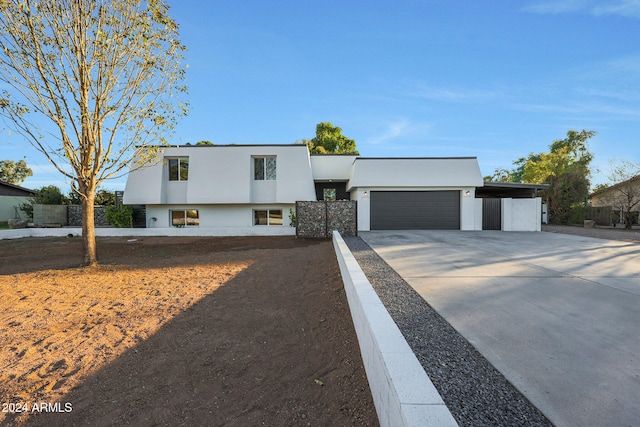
[19,185,69,220]
[95,189,115,206]
[67,187,113,205]
[516,130,596,223]
[591,183,609,194]
[299,122,359,154]
[0,159,33,184]
[0,0,188,265]
[484,168,514,183]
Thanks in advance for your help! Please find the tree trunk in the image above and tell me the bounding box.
[624,209,633,230]
[81,191,98,266]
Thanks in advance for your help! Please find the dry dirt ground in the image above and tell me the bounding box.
[0,236,378,427]
[542,223,640,242]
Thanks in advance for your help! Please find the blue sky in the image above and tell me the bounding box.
[3,0,640,191]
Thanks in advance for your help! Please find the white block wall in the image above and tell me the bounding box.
[0,226,295,240]
[332,231,458,427]
[460,188,478,230]
[502,198,542,231]
[473,198,483,230]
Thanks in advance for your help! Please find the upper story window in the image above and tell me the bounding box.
[254,156,276,180]
[168,158,189,181]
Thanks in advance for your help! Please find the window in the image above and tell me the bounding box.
[254,157,276,180]
[254,209,282,226]
[323,188,337,201]
[168,158,189,181]
[171,209,199,227]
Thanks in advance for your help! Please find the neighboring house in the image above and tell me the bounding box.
[0,181,34,222]
[590,175,640,225]
[123,144,542,234]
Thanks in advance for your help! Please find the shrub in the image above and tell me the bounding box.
[19,185,69,220]
[105,205,133,228]
[568,203,587,225]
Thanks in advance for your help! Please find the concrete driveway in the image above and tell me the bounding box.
[360,230,640,427]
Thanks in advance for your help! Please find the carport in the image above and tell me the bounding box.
[476,182,549,230]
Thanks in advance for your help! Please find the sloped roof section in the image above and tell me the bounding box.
[310,154,358,181]
[0,180,35,197]
[348,157,483,189]
[590,175,640,197]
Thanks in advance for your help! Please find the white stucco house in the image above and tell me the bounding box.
[123,144,542,234]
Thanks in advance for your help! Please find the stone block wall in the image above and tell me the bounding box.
[296,200,357,238]
[67,205,110,227]
[296,201,326,238]
[327,200,357,237]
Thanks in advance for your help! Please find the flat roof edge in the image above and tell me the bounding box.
[483,181,550,189]
[355,156,477,160]
[310,153,359,156]
[135,144,307,148]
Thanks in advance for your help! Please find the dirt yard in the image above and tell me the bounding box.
[542,224,640,242]
[0,236,378,426]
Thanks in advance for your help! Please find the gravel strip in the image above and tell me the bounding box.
[344,236,553,427]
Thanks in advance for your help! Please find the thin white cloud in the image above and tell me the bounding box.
[524,0,640,17]
[603,54,640,74]
[511,98,640,119]
[507,53,640,119]
[406,83,497,103]
[573,55,640,98]
[509,101,582,114]
[367,119,410,145]
[523,0,588,14]
[576,86,640,103]
[365,118,433,146]
[593,0,640,17]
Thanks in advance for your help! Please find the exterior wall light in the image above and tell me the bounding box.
[464,190,471,197]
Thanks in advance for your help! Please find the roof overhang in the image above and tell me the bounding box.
[0,180,35,197]
[477,181,549,198]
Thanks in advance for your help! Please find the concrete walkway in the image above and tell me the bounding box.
[360,230,640,427]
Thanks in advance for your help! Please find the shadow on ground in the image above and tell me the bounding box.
[1,238,377,427]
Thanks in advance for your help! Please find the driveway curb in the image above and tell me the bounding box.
[332,231,458,427]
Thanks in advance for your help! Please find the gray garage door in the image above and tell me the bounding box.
[370,191,460,230]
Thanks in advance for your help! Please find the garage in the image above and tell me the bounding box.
[370,191,460,230]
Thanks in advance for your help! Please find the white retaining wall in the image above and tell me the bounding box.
[0,226,295,240]
[332,231,458,427]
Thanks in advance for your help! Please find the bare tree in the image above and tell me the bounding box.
[597,160,640,229]
[0,0,188,265]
